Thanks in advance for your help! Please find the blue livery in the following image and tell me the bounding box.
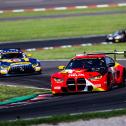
[0,49,42,76]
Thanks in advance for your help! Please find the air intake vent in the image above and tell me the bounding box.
[77,78,86,91]
[9,64,34,74]
[77,78,86,84]
[67,78,76,91]
[67,78,75,85]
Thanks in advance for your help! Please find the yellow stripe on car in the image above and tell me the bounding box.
[114,62,120,67]
[24,58,29,62]
[92,86,105,91]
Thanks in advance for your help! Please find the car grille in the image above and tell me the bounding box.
[67,78,75,85]
[66,78,86,92]
[77,78,86,84]
[77,78,86,91]
[9,64,34,74]
[67,78,76,91]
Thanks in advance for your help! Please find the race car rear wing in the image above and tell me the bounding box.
[89,50,126,61]
[76,50,126,61]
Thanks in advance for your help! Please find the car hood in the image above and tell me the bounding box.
[0,58,31,64]
[108,33,121,38]
[52,69,101,79]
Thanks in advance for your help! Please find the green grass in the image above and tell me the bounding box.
[0,109,126,126]
[27,43,126,60]
[0,10,126,41]
[0,85,51,101]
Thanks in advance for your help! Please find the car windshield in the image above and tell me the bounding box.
[114,31,122,35]
[66,58,106,69]
[1,53,26,59]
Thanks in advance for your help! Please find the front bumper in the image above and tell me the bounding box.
[52,78,106,95]
[52,85,105,95]
[106,37,121,43]
[0,65,42,76]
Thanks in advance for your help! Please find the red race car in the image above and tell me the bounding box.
[51,51,126,95]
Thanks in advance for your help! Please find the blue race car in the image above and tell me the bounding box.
[0,48,42,76]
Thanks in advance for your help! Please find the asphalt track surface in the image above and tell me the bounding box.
[0,60,126,120]
[0,10,126,22]
[0,35,106,49]
[0,0,126,10]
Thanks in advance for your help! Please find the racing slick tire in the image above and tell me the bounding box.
[107,73,113,91]
[118,69,126,88]
[37,71,42,74]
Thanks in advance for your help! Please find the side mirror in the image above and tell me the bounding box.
[58,66,65,70]
[27,53,32,57]
[108,63,115,67]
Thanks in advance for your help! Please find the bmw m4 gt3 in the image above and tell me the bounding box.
[51,51,126,95]
[0,49,42,76]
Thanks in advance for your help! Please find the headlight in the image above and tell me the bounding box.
[89,75,102,81]
[108,37,113,40]
[32,62,39,67]
[115,35,122,39]
[107,34,112,37]
[1,64,9,69]
[53,77,64,83]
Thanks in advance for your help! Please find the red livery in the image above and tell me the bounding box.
[51,51,126,95]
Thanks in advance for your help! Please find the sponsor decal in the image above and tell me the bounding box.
[11,59,21,62]
[54,86,61,90]
[68,73,85,77]
[19,67,24,72]
[11,62,30,66]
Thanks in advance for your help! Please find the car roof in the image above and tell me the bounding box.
[0,49,22,54]
[73,54,106,60]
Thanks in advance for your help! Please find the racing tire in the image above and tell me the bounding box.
[107,74,113,91]
[52,93,63,96]
[118,69,126,88]
[36,70,42,75]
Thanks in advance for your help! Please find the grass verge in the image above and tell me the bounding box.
[27,43,126,60]
[0,8,126,41]
[0,85,51,101]
[0,109,126,126]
